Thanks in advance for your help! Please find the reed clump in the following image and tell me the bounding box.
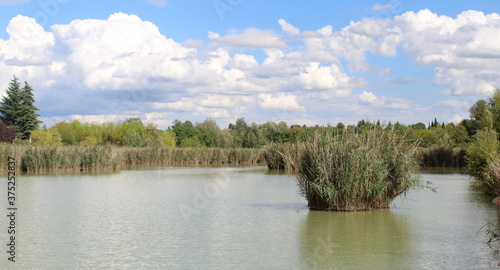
[20,145,123,172]
[271,129,420,211]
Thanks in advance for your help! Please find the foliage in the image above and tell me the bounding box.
[466,128,499,182]
[31,129,63,146]
[179,136,206,148]
[0,76,41,140]
[18,81,42,139]
[0,120,16,143]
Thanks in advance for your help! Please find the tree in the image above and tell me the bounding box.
[470,99,493,131]
[0,76,41,140]
[172,120,201,146]
[412,122,427,130]
[31,128,62,146]
[18,81,41,139]
[489,88,500,133]
[0,77,23,135]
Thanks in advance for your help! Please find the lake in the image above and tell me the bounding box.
[0,166,499,269]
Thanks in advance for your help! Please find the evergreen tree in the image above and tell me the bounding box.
[18,81,41,139]
[0,76,41,140]
[0,76,23,132]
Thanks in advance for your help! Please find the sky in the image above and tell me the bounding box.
[0,0,499,129]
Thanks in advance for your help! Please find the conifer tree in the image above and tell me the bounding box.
[19,81,41,139]
[0,76,23,130]
[0,76,41,140]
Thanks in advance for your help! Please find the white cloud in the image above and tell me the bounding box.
[358,91,383,106]
[372,4,391,11]
[278,19,300,35]
[210,28,287,49]
[152,98,197,112]
[451,113,464,124]
[358,91,412,110]
[393,9,500,96]
[258,93,305,112]
[299,62,354,96]
[147,0,168,7]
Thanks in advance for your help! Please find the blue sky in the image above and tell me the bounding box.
[0,0,499,128]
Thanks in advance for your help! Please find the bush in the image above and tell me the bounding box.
[466,128,499,181]
[466,128,500,196]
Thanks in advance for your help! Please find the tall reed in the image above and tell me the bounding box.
[272,129,420,211]
[0,145,265,173]
[263,142,304,170]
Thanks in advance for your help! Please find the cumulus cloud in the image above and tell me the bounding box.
[278,19,300,35]
[258,93,305,112]
[299,63,354,96]
[358,91,412,110]
[358,91,382,106]
[393,9,500,96]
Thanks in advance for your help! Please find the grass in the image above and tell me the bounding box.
[267,128,421,211]
[0,145,264,173]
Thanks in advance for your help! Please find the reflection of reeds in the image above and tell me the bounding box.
[480,220,500,245]
[267,129,420,211]
[0,145,264,172]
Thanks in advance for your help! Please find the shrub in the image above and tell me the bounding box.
[466,128,500,196]
[466,128,500,181]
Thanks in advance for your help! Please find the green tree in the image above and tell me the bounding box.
[172,120,201,146]
[30,128,62,146]
[0,77,41,140]
[18,81,41,139]
[0,77,22,133]
[412,122,427,130]
[179,136,205,148]
[488,88,500,133]
[159,130,176,147]
[283,124,305,143]
[53,121,77,145]
[470,99,494,131]
[466,128,499,181]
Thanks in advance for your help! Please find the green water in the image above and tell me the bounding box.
[0,167,498,269]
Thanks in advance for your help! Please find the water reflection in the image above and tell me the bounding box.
[299,209,410,269]
[2,167,500,269]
